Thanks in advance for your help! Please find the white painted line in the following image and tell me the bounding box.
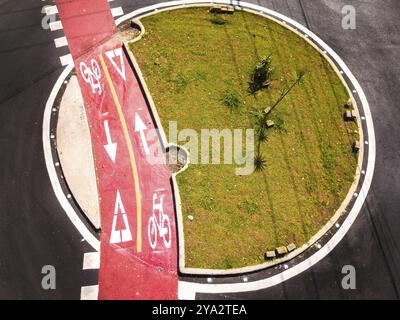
[178,282,196,300]
[111,7,124,17]
[43,63,100,252]
[115,0,375,299]
[45,5,58,16]
[80,285,99,300]
[83,252,100,270]
[54,36,68,48]
[49,20,63,31]
[59,54,73,67]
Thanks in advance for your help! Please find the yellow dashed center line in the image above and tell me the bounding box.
[99,54,142,253]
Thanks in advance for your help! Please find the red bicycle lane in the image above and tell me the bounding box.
[55,0,178,300]
[55,0,116,58]
[96,42,178,300]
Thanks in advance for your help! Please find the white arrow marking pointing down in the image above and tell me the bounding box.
[134,113,150,155]
[103,120,117,163]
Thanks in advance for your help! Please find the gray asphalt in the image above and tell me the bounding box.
[0,0,97,299]
[0,0,399,299]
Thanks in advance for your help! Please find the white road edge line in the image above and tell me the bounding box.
[81,285,99,300]
[43,0,375,300]
[54,36,68,48]
[42,63,100,252]
[49,20,63,31]
[83,252,101,270]
[115,0,376,300]
[45,3,115,16]
[59,54,74,67]
[44,5,58,16]
[111,7,124,17]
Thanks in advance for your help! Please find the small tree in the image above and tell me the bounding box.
[250,69,306,173]
[268,69,306,114]
[249,55,274,94]
[254,153,267,172]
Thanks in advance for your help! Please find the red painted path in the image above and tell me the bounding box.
[55,0,178,300]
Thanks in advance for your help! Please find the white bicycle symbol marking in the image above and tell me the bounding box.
[80,59,102,95]
[148,193,172,250]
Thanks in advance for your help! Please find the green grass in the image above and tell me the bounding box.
[129,8,358,269]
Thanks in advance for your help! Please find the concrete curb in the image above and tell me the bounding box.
[118,1,368,276]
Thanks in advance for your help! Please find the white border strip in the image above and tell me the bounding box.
[59,54,74,67]
[45,5,59,16]
[54,36,68,48]
[111,7,124,17]
[81,285,99,300]
[83,252,100,270]
[117,0,375,299]
[49,20,63,31]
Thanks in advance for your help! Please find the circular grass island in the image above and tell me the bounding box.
[127,7,360,270]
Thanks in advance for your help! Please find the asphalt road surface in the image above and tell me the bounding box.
[0,0,98,299]
[0,0,399,299]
